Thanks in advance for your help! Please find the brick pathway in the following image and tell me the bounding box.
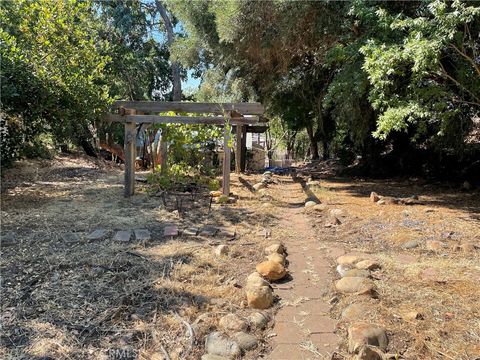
[266,181,341,359]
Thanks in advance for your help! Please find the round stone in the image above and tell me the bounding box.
[264,243,286,255]
[266,253,286,265]
[205,332,241,358]
[233,332,258,351]
[219,313,247,332]
[246,272,269,289]
[355,260,380,271]
[256,261,287,281]
[248,312,269,329]
[348,323,388,353]
[246,286,273,309]
[335,277,374,295]
[337,255,362,265]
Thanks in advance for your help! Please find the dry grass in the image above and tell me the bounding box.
[0,155,279,360]
[298,166,480,360]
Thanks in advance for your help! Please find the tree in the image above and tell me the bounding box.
[1,0,111,163]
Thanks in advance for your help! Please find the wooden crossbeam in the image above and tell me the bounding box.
[232,125,268,133]
[108,114,260,125]
[112,101,265,115]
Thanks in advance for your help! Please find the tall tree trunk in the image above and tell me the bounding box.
[306,123,319,160]
[156,1,181,101]
[322,141,329,160]
[156,1,181,174]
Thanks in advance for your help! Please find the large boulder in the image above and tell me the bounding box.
[256,261,287,281]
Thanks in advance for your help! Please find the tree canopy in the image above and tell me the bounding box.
[1,0,479,178]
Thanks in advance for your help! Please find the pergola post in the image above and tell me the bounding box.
[241,125,247,172]
[235,124,242,174]
[222,116,231,196]
[124,109,136,197]
[160,127,168,174]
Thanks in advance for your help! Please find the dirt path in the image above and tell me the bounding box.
[266,178,341,359]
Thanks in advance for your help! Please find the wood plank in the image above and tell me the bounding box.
[232,125,268,133]
[223,121,231,196]
[235,123,242,174]
[108,114,259,125]
[124,121,136,197]
[112,101,265,115]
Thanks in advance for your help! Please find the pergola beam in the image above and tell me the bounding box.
[107,114,259,125]
[112,101,265,115]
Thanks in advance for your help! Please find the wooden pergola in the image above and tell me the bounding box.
[107,101,266,197]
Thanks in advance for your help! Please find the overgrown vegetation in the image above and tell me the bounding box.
[1,0,479,180]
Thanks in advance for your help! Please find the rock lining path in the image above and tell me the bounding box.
[266,178,341,359]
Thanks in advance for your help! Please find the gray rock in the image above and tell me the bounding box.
[205,332,241,358]
[344,269,370,278]
[1,233,16,246]
[219,313,247,332]
[114,230,132,242]
[335,277,374,295]
[248,312,269,329]
[305,200,317,208]
[163,225,178,237]
[86,229,109,241]
[403,240,421,249]
[200,226,218,237]
[62,233,82,243]
[183,227,199,236]
[233,331,258,351]
[218,228,236,238]
[134,229,150,241]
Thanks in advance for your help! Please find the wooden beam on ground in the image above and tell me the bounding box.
[241,125,247,172]
[113,101,265,115]
[222,118,231,196]
[124,120,136,197]
[108,114,260,125]
[235,124,242,174]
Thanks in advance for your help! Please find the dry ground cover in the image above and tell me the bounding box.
[293,163,480,359]
[0,154,285,360]
[2,155,479,360]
